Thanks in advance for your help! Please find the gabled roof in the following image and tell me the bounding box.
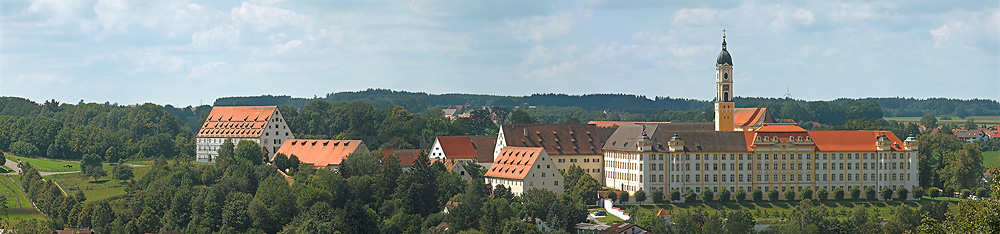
[485,147,545,180]
[655,209,672,217]
[733,107,775,127]
[437,136,478,160]
[469,135,497,163]
[603,124,750,152]
[955,129,985,138]
[500,124,604,155]
[381,149,423,167]
[808,131,905,151]
[756,123,807,132]
[607,222,649,234]
[276,140,367,167]
[197,106,277,138]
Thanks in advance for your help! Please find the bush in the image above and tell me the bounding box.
[866,187,878,200]
[606,190,617,203]
[10,141,39,157]
[685,190,698,203]
[850,187,861,200]
[928,187,940,198]
[833,188,845,200]
[816,188,829,201]
[719,188,731,202]
[913,186,925,198]
[960,189,971,199]
[736,188,747,202]
[976,187,990,198]
[702,189,715,203]
[752,189,763,202]
[881,187,894,200]
[768,189,780,201]
[896,187,909,200]
[619,190,631,203]
[783,189,795,201]
[670,189,681,202]
[800,187,813,200]
[651,189,664,203]
[944,187,955,197]
[633,189,646,203]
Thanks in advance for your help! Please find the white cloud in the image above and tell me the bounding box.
[15,73,70,85]
[930,24,951,48]
[668,44,714,57]
[523,61,578,80]
[191,26,242,48]
[230,2,314,32]
[506,11,586,43]
[672,8,717,25]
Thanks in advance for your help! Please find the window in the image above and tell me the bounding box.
[714,164,718,170]
[739,164,744,170]
[554,181,558,186]
[713,175,718,182]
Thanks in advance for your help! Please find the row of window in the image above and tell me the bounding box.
[674,185,912,196]
[668,161,912,172]
[663,152,914,161]
[557,158,600,163]
[665,172,913,183]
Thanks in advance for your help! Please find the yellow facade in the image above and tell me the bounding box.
[553,154,604,185]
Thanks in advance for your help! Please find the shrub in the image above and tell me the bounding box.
[702,189,715,203]
[833,188,845,200]
[881,187,894,200]
[670,189,681,202]
[866,187,878,200]
[752,189,763,202]
[651,189,664,203]
[685,190,698,203]
[944,187,955,197]
[976,187,990,198]
[960,189,971,199]
[896,187,909,200]
[913,186,925,198]
[816,188,829,201]
[736,188,747,202]
[800,187,813,200]
[928,187,940,198]
[768,189,780,201]
[783,189,795,201]
[719,188,731,202]
[849,187,861,200]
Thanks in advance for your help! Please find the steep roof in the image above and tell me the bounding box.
[756,123,807,132]
[276,140,367,167]
[485,147,546,180]
[197,106,277,138]
[436,136,478,160]
[808,131,905,151]
[603,124,750,152]
[381,149,423,167]
[656,209,672,217]
[733,107,774,128]
[500,124,604,155]
[469,135,497,163]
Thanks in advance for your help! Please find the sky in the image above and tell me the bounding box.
[1,0,998,107]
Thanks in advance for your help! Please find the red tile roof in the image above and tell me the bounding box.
[757,123,807,132]
[808,131,905,151]
[381,149,424,167]
[733,107,773,127]
[197,106,277,138]
[955,129,985,138]
[655,209,671,217]
[500,124,604,155]
[469,135,497,163]
[485,147,545,180]
[431,158,461,171]
[587,121,670,128]
[276,140,367,167]
[437,136,479,160]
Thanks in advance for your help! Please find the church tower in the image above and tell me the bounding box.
[714,31,735,131]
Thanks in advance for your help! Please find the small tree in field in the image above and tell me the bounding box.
[850,187,861,200]
[800,187,813,200]
[685,190,698,203]
[670,189,681,202]
[651,189,664,203]
[783,189,795,201]
[736,188,747,202]
[768,189,780,201]
[633,189,646,203]
[752,189,763,202]
[702,189,715,203]
[81,154,106,182]
[816,188,829,201]
[719,188,732,202]
[112,164,133,182]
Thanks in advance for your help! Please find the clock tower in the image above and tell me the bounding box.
[715,31,735,131]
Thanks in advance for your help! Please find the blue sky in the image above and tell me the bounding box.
[1,0,997,107]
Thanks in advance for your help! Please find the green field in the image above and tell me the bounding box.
[0,175,48,223]
[884,116,1000,124]
[617,200,943,223]
[50,164,150,202]
[5,154,81,172]
[984,151,1000,169]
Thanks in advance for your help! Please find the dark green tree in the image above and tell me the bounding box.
[784,189,795,200]
[725,209,756,234]
[272,153,289,171]
[833,188,845,200]
[718,187,731,202]
[651,188,664,203]
[249,176,298,233]
[81,153,106,182]
[112,164,133,182]
[897,187,909,200]
[849,187,861,200]
[685,190,697,203]
[800,187,813,200]
[881,187,894,200]
[752,188,763,202]
[701,189,714,203]
[235,140,264,165]
[606,190,617,203]
[866,187,878,200]
[217,140,235,167]
[735,188,747,202]
[619,190,631,204]
[670,189,681,202]
[634,189,647,203]
[768,189,780,201]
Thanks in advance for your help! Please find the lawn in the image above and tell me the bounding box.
[50,164,151,202]
[616,200,939,223]
[0,175,48,224]
[984,151,1000,169]
[5,154,80,172]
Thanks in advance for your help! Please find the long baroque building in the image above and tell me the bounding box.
[195,106,295,162]
[601,34,919,201]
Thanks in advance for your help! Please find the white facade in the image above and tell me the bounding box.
[195,107,295,162]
